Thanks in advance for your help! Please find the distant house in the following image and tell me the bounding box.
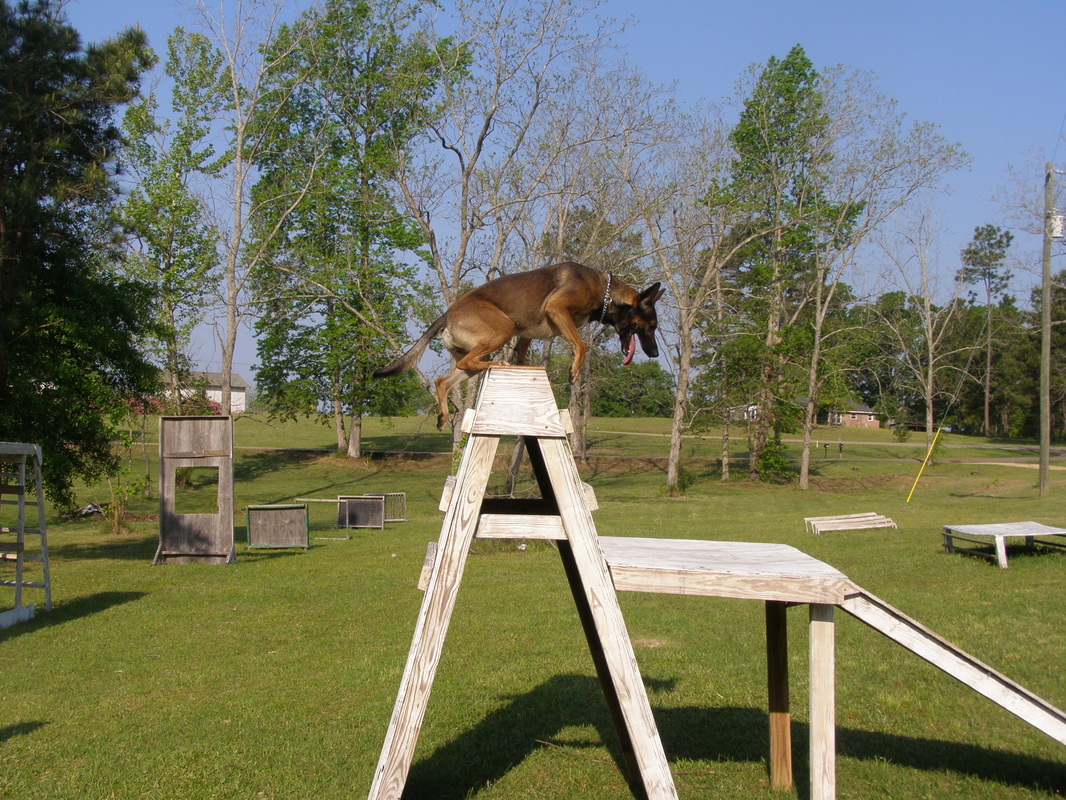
[818,402,880,430]
[164,371,251,414]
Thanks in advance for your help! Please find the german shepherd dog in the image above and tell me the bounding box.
[374,262,665,429]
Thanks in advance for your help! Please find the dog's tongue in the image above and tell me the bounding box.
[621,335,636,366]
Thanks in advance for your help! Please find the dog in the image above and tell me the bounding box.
[374,261,664,429]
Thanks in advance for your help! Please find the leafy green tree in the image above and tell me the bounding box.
[958,224,1013,437]
[251,0,450,455]
[120,28,225,405]
[0,0,158,504]
[719,45,835,481]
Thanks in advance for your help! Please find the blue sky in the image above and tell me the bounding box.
[64,0,1066,374]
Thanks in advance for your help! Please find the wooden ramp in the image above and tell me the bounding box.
[840,588,1066,746]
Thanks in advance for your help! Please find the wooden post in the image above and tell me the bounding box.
[809,603,836,800]
[765,600,792,790]
[367,433,499,800]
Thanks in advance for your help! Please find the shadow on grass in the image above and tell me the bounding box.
[235,449,326,483]
[0,591,146,643]
[401,673,1065,799]
[0,721,47,743]
[49,533,158,561]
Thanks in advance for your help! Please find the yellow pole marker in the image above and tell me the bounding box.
[906,427,941,504]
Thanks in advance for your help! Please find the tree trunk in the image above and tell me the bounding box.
[720,413,731,481]
[346,413,361,458]
[665,334,692,492]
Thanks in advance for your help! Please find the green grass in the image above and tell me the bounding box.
[2,416,1065,799]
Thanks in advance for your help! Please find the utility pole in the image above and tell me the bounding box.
[1040,163,1054,497]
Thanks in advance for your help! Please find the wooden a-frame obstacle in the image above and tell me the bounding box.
[368,367,1066,800]
[367,366,678,800]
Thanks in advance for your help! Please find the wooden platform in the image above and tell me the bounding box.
[942,521,1066,568]
[600,537,855,798]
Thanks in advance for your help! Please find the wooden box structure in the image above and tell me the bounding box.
[336,495,386,530]
[155,416,234,565]
[246,504,309,549]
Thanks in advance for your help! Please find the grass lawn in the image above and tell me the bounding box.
[2,415,1065,799]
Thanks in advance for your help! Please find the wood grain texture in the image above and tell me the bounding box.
[600,537,856,604]
[467,368,567,437]
[367,433,500,800]
[841,590,1066,746]
[809,604,836,800]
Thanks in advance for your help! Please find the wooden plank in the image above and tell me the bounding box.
[367,433,500,800]
[765,601,792,791]
[466,368,567,438]
[809,604,836,800]
[600,537,856,605]
[531,437,678,800]
[417,541,437,591]
[841,590,1066,746]
[0,604,34,630]
[475,514,566,540]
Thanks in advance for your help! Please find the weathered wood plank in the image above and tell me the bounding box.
[600,537,856,605]
[466,368,567,437]
[809,604,836,800]
[841,590,1066,746]
[367,433,500,800]
[766,601,792,791]
[532,437,678,800]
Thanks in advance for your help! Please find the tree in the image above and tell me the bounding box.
[869,207,974,448]
[0,0,158,504]
[390,0,627,441]
[958,224,1013,437]
[120,28,224,405]
[250,0,447,455]
[719,45,835,481]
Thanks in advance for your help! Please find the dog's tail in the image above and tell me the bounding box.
[373,314,447,378]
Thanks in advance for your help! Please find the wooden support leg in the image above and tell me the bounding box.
[367,434,500,800]
[809,603,836,800]
[765,600,792,790]
[558,539,642,787]
[994,537,1009,568]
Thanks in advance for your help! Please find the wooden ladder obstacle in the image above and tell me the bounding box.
[0,443,51,629]
[367,366,678,800]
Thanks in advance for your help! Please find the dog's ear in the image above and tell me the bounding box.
[640,282,663,306]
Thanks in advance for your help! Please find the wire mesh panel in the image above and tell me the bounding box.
[246,504,309,549]
[336,496,386,530]
[365,492,407,522]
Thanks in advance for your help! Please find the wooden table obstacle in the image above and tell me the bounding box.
[941,520,1066,568]
[368,367,1066,800]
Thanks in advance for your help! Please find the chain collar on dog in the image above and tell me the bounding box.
[600,273,612,322]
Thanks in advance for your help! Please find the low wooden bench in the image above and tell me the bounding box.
[804,512,896,535]
[942,521,1066,568]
